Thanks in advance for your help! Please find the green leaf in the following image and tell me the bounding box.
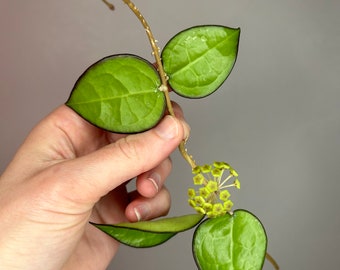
[91,214,204,248]
[66,54,165,133]
[192,210,267,270]
[93,225,175,248]
[162,25,240,98]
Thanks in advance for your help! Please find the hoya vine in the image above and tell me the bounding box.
[66,0,279,269]
[109,0,196,168]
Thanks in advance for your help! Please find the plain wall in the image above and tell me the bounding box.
[1,0,340,269]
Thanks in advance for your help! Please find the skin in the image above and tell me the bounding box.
[0,103,189,270]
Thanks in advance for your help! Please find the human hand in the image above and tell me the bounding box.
[0,103,189,270]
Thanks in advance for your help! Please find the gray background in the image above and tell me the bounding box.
[1,0,340,269]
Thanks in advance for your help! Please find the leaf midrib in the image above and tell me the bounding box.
[68,90,159,106]
[168,30,239,77]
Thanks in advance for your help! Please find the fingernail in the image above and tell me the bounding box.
[155,115,179,140]
[134,204,150,222]
[147,172,160,193]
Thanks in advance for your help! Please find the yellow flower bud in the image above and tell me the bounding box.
[207,180,218,192]
[219,190,231,201]
[193,174,205,185]
[187,188,196,198]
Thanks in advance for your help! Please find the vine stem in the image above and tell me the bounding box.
[103,0,197,169]
[102,0,115,10]
[122,0,173,116]
[101,3,278,269]
[266,252,280,270]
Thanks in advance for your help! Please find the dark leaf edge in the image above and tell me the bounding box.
[90,214,205,248]
[161,25,241,99]
[65,53,165,134]
[90,214,205,233]
[192,209,268,270]
[91,223,177,248]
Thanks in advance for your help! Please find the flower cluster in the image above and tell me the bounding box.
[188,161,240,218]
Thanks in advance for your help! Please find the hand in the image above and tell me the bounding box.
[0,103,189,270]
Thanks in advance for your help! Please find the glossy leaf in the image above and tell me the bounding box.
[162,25,240,98]
[66,54,165,133]
[93,225,175,248]
[193,210,267,270]
[91,214,204,248]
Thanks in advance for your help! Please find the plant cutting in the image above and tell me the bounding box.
[66,0,279,269]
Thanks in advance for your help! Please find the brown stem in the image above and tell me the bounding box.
[266,252,280,270]
[101,0,197,169]
[121,0,174,116]
[102,0,115,10]
[118,0,196,168]
[179,141,197,169]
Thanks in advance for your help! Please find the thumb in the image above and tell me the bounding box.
[51,115,188,203]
